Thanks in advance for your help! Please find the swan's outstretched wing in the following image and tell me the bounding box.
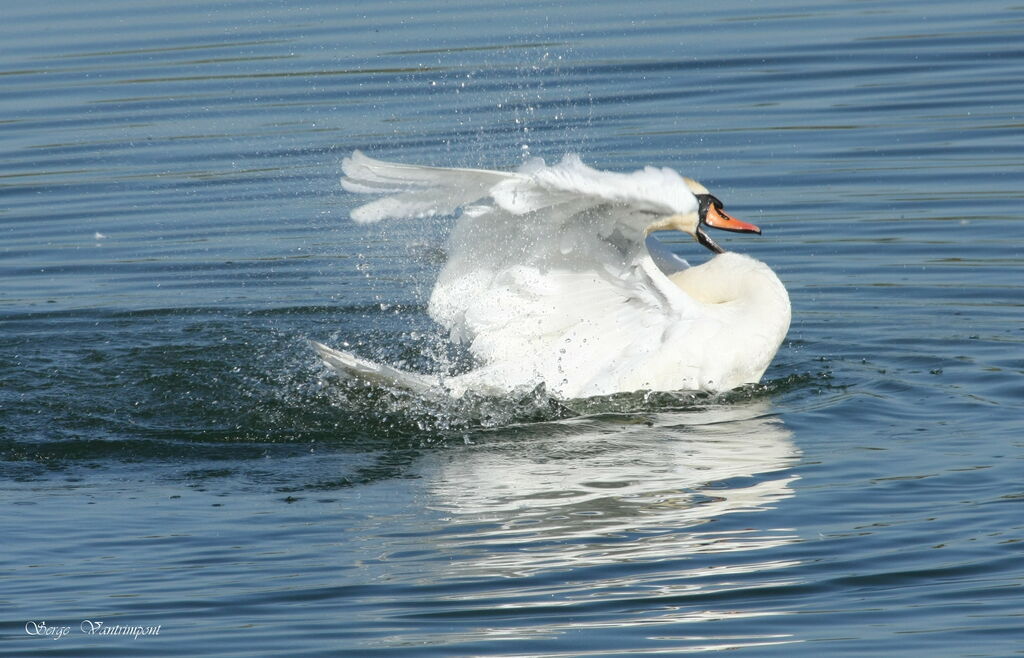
[342,150,697,223]
[341,151,708,397]
[341,150,519,223]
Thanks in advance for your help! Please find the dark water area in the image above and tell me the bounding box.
[2,0,1022,655]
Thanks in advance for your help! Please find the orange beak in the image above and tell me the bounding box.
[704,204,761,234]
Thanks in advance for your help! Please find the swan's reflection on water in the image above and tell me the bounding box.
[427,402,799,560]
[400,402,803,650]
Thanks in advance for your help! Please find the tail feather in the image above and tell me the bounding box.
[311,341,439,395]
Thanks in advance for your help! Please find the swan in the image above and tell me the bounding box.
[313,150,790,398]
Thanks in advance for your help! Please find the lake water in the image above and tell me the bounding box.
[2,0,1022,655]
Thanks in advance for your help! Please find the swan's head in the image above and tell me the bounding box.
[647,178,761,254]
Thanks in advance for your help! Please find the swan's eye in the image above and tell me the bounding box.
[695,194,724,223]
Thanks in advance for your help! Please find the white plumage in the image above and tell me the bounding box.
[313,150,790,398]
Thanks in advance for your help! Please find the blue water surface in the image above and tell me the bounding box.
[1,0,1022,655]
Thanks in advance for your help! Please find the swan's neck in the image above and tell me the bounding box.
[666,251,791,389]
[668,252,789,324]
[667,252,786,352]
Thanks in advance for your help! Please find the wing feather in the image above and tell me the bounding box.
[342,150,519,223]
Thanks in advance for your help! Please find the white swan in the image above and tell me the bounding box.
[313,151,790,398]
